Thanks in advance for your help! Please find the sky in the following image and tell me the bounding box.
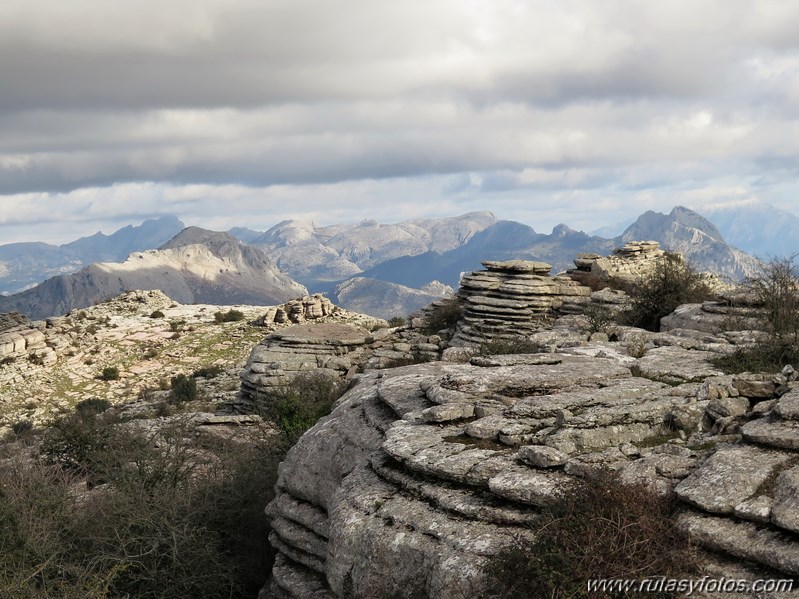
[2,0,799,244]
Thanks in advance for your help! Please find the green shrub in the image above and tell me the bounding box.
[99,366,119,381]
[169,319,186,332]
[422,299,463,334]
[74,398,111,417]
[85,324,99,335]
[712,256,799,374]
[486,470,698,598]
[5,416,285,598]
[214,309,245,323]
[621,254,716,332]
[11,420,33,436]
[171,374,199,403]
[40,411,115,478]
[259,371,345,443]
[387,316,406,328]
[192,364,224,379]
[581,302,617,335]
[149,310,165,319]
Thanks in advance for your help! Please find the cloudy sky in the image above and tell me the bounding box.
[2,0,799,244]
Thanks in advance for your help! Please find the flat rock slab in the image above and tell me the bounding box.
[677,510,799,575]
[633,346,724,384]
[518,445,567,468]
[742,417,799,450]
[488,465,572,506]
[775,391,799,421]
[772,466,799,534]
[675,445,794,514]
[270,322,370,345]
[481,260,552,274]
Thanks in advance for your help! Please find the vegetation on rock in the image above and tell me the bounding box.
[713,255,799,373]
[486,471,698,598]
[620,253,716,331]
[214,309,246,323]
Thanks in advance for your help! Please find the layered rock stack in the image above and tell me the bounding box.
[238,322,375,411]
[258,294,338,326]
[449,260,591,346]
[570,240,665,285]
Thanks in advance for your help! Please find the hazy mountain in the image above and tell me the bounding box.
[0,216,184,295]
[355,221,614,289]
[62,215,185,262]
[590,217,636,238]
[252,211,498,289]
[227,227,264,244]
[0,228,306,319]
[618,206,760,279]
[698,200,799,259]
[330,278,453,320]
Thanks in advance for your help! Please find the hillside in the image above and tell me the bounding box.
[0,228,306,319]
[0,216,185,296]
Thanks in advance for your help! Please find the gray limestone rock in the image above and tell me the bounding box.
[487,465,572,506]
[677,511,799,575]
[733,495,774,524]
[775,390,799,421]
[675,446,793,514]
[518,445,568,468]
[632,346,724,384]
[771,466,799,534]
[742,418,799,450]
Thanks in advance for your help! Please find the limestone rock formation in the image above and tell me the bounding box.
[260,250,799,598]
[571,240,666,285]
[449,260,591,346]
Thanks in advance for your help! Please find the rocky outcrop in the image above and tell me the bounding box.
[267,334,783,597]
[449,260,591,347]
[0,289,276,430]
[239,322,376,410]
[570,240,666,285]
[0,325,47,362]
[262,273,799,597]
[673,378,799,577]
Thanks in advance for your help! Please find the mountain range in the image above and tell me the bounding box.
[0,228,306,320]
[697,199,799,260]
[0,203,792,320]
[0,216,184,295]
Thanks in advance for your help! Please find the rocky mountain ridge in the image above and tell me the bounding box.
[252,211,499,289]
[0,207,765,322]
[0,229,307,320]
[0,215,184,295]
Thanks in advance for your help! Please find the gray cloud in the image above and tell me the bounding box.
[2,0,799,241]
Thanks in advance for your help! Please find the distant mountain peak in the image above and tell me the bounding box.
[159,226,240,250]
